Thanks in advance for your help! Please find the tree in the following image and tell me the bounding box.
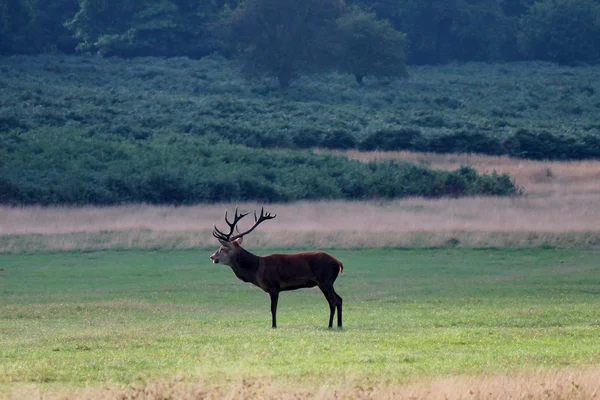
[218,0,345,88]
[0,0,34,54]
[31,0,80,53]
[518,0,600,64]
[67,0,223,58]
[349,0,514,64]
[332,7,408,84]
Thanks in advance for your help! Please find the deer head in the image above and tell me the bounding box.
[210,207,276,266]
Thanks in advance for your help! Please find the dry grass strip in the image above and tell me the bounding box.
[5,368,600,399]
[1,196,600,252]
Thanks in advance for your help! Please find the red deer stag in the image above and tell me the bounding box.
[210,207,344,329]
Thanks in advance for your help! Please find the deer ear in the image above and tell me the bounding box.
[233,237,243,245]
[218,238,231,247]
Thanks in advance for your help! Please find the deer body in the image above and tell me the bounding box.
[210,208,343,328]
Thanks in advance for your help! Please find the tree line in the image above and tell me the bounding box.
[2,0,600,84]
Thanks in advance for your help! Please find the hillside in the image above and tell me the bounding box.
[1,54,599,158]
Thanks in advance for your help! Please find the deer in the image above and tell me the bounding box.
[209,207,344,329]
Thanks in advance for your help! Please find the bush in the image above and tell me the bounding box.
[427,131,504,155]
[292,128,323,149]
[509,128,580,160]
[322,130,357,149]
[0,129,521,205]
[359,128,423,151]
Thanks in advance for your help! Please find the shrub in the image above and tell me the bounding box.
[509,128,581,160]
[0,129,521,205]
[321,130,357,149]
[292,128,323,149]
[359,128,423,151]
[427,131,504,155]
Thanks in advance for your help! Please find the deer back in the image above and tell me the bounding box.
[258,252,343,291]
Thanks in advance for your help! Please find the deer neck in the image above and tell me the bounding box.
[230,247,261,284]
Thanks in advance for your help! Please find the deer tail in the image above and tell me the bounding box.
[338,260,344,274]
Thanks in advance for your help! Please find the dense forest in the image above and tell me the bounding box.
[2,0,600,66]
[2,0,600,205]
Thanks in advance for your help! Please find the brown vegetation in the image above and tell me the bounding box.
[6,367,600,399]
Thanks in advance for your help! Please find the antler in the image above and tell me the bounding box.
[212,206,250,242]
[229,207,276,242]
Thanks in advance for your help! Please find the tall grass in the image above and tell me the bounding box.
[8,368,599,400]
[1,195,600,252]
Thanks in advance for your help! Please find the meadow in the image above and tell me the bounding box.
[1,248,600,399]
[1,155,600,398]
[2,54,600,398]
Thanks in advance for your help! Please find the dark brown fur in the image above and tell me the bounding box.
[211,241,344,328]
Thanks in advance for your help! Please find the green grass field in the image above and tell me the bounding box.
[1,248,599,394]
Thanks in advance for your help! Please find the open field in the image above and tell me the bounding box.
[1,248,600,399]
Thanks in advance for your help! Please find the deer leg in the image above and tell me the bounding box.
[332,288,343,328]
[319,286,336,328]
[269,291,279,329]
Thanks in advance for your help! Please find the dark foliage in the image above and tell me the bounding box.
[0,129,520,205]
[2,54,599,163]
[350,0,516,64]
[506,129,600,160]
[359,128,423,151]
[0,0,35,54]
[519,0,600,65]
[66,0,224,58]
[216,0,345,87]
[427,131,505,155]
[3,0,600,65]
[330,7,408,83]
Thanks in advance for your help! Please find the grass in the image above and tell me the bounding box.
[2,195,600,252]
[1,248,600,398]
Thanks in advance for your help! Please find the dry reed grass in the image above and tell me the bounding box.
[1,196,600,252]
[6,368,600,399]
[1,152,600,252]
